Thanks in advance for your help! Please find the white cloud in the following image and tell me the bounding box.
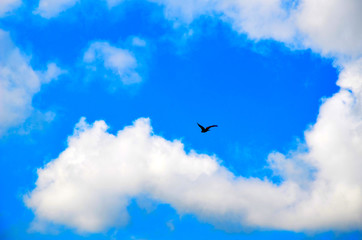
[83,41,141,85]
[296,0,362,58]
[25,72,362,233]
[217,0,296,42]
[337,58,362,92]
[26,0,362,234]
[34,0,79,18]
[32,0,362,59]
[152,0,362,58]
[0,0,21,17]
[0,30,65,136]
[150,0,296,42]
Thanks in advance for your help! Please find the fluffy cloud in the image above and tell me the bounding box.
[26,0,362,234]
[296,0,362,57]
[24,118,288,232]
[0,0,21,17]
[25,62,362,232]
[0,30,65,136]
[83,41,141,85]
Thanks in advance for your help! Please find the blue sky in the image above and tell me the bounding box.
[1,0,362,240]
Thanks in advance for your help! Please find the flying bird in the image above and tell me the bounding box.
[197,123,218,133]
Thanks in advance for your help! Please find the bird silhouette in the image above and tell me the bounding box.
[197,123,218,133]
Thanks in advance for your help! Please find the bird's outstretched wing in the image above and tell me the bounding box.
[205,125,218,131]
[197,123,206,131]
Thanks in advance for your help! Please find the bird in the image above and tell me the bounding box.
[197,123,218,133]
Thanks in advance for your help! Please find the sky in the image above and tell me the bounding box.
[0,0,362,239]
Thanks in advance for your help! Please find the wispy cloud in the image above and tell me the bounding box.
[0,30,65,136]
[152,0,362,59]
[131,37,147,47]
[0,0,21,17]
[32,0,362,58]
[34,0,79,18]
[34,0,124,17]
[83,41,142,86]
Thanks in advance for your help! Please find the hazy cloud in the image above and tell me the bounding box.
[0,30,65,136]
[35,0,79,18]
[0,0,21,17]
[131,37,147,47]
[32,0,362,58]
[83,41,142,85]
